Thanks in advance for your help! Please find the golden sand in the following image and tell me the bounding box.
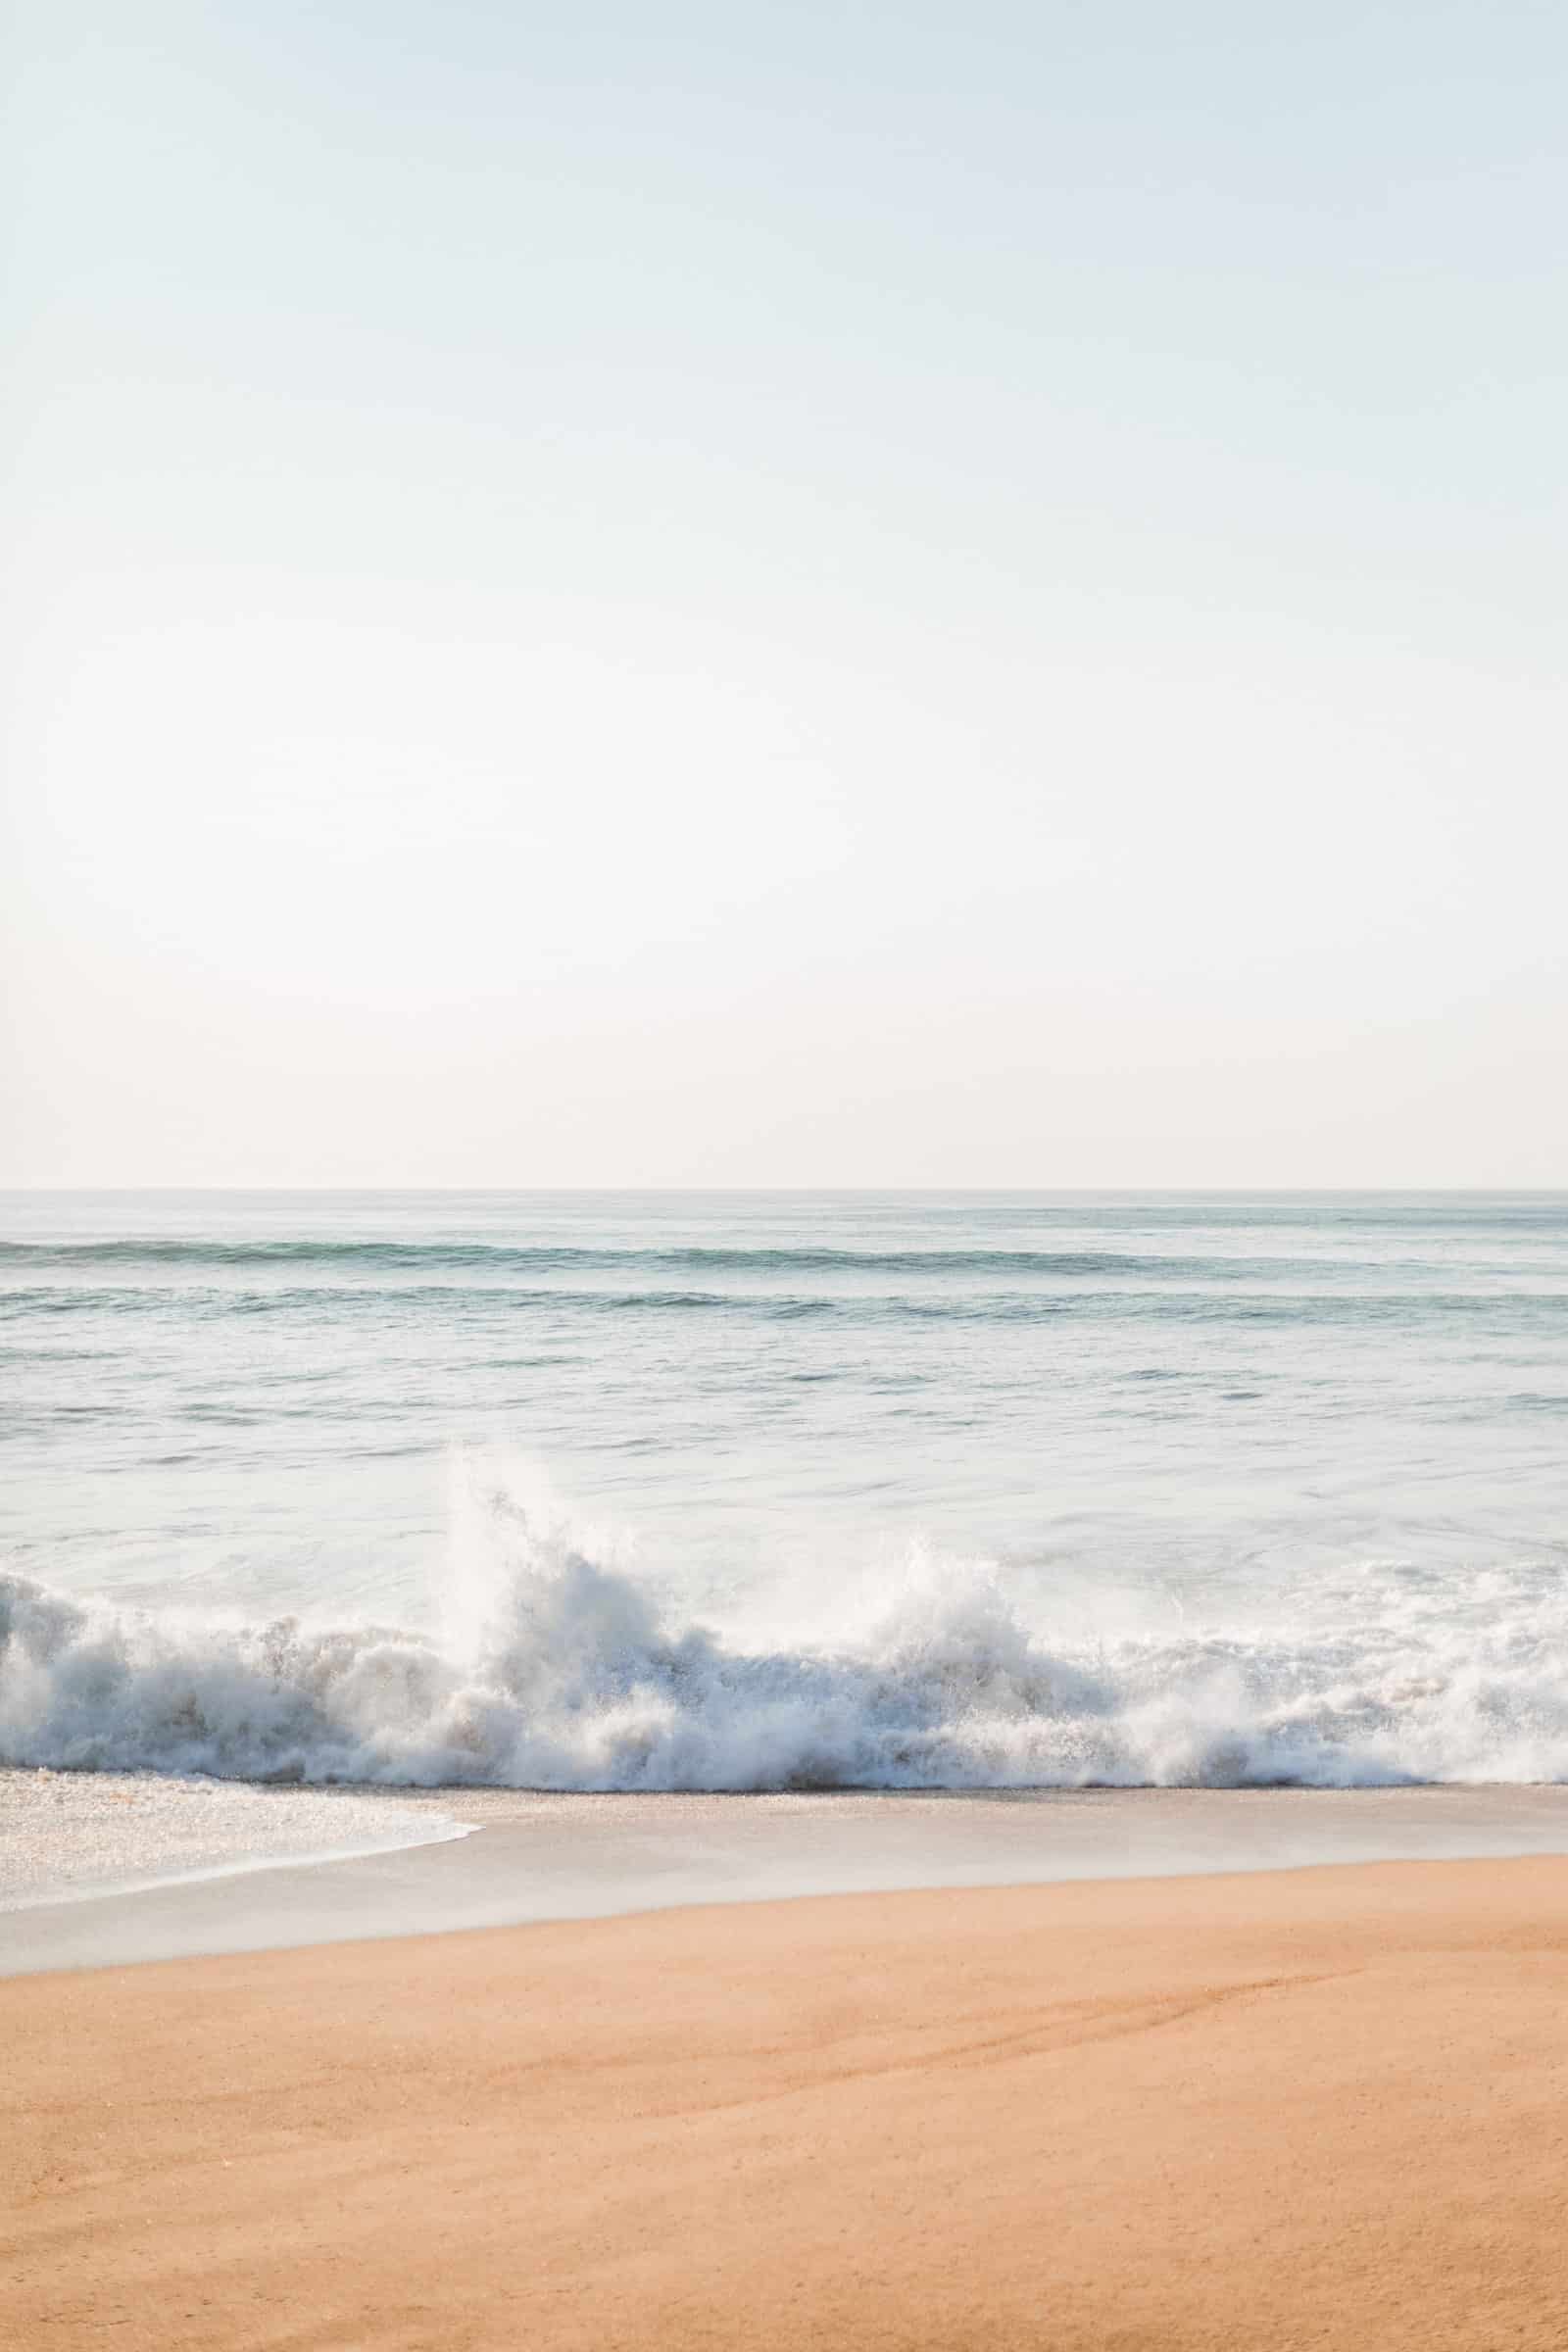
[7,1858,1568,2349]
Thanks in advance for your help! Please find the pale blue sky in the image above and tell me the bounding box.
[5,1,1564,1183]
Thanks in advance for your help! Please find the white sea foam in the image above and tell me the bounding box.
[5,1466,1568,1792]
[0,1766,465,1910]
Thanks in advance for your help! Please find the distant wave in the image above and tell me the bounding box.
[4,1282,1557,1332]
[6,1482,1568,1791]
[0,1239,1302,1279]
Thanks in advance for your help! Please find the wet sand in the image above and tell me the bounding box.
[7,1854,1568,2350]
[10,1781,1568,1975]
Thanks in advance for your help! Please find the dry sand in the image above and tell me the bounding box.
[7,1855,1568,2350]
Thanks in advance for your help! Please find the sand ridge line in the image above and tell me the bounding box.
[642,1968,1351,2126]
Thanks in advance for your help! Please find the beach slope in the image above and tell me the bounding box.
[6,1857,1568,2350]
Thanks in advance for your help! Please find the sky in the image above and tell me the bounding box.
[3,0,1564,1187]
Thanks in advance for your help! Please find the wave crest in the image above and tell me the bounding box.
[5,1482,1568,1790]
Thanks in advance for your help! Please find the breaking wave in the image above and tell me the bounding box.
[5,1476,1568,1791]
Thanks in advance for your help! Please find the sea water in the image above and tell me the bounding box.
[3,1190,1568,1792]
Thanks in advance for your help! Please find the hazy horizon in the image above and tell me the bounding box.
[6,2,1564,1189]
[6,1183,1568,1199]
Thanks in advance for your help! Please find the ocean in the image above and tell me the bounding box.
[4,1190,1568,1796]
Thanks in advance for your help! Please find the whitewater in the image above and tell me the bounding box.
[4,1191,1568,1798]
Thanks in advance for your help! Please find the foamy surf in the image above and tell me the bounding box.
[0,1765,468,1911]
[6,1474,1568,1793]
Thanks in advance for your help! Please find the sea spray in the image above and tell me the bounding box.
[5,1466,1568,1790]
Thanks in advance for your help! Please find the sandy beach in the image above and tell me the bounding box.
[8,1852,1568,2350]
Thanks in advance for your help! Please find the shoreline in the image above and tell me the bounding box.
[7,1853,1568,2349]
[0,1816,477,1919]
[0,1765,472,1919]
[8,1779,1568,1977]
